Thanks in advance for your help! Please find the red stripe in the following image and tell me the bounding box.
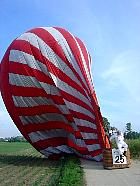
[84,139,99,145]
[33,137,89,155]
[11,85,47,96]
[34,137,68,149]
[9,63,53,85]
[24,121,74,133]
[78,126,97,133]
[10,85,64,104]
[90,149,102,157]
[16,105,61,116]
[70,110,95,123]
[48,153,66,160]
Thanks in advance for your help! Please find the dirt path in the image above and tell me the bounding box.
[81,159,140,186]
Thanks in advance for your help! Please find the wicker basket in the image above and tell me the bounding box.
[103,148,131,169]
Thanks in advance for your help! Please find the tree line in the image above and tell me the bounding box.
[103,117,140,140]
[0,136,27,142]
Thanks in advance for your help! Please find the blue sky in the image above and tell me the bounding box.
[0,0,140,137]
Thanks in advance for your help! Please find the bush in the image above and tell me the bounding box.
[126,139,140,158]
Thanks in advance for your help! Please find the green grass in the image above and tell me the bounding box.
[0,142,84,186]
[58,155,84,186]
[0,142,31,154]
[126,139,140,158]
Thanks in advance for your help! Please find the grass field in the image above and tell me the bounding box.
[0,142,84,186]
[1,139,139,186]
[0,142,31,153]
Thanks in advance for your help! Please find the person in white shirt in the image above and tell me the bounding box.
[109,129,128,156]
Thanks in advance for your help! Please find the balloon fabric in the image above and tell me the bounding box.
[0,27,110,161]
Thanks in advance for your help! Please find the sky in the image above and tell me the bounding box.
[0,0,140,137]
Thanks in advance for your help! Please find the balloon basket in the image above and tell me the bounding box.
[103,148,131,170]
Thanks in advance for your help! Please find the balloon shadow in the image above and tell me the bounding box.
[0,154,61,168]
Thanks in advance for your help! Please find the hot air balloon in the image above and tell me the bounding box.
[0,27,110,161]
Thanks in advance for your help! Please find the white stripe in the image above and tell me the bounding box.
[9,73,60,96]
[74,37,93,91]
[41,144,100,154]
[57,104,70,115]
[74,118,97,129]
[17,32,40,49]
[19,113,68,125]
[28,129,85,148]
[29,129,68,143]
[12,96,70,114]
[41,27,89,92]
[40,82,60,96]
[84,154,103,161]
[64,100,95,119]
[84,46,94,92]
[87,144,101,152]
[40,145,74,154]
[81,132,98,140]
[56,145,74,153]
[41,147,61,154]
[12,96,54,107]
[9,73,41,88]
[76,139,86,147]
[9,50,49,75]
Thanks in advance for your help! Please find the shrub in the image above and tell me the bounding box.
[126,139,140,158]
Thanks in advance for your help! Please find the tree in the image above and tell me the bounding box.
[124,122,132,139]
[102,117,110,134]
[125,123,132,133]
[124,122,140,139]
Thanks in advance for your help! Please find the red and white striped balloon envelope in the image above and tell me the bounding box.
[0,27,110,161]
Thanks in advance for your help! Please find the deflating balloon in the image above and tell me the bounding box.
[0,27,110,161]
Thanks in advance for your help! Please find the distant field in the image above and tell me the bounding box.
[0,142,31,154]
[0,142,83,186]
